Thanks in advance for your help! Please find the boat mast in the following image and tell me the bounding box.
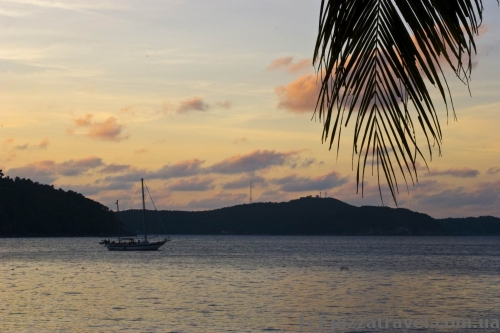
[141,178,147,242]
[116,200,121,243]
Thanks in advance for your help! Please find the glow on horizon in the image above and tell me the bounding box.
[1,0,500,218]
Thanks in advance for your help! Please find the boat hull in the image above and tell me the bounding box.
[106,240,168,251]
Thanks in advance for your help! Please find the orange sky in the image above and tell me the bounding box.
[1,1,500,218]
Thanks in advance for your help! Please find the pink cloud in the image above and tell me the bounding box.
[267,57,312,73]
[37,138,49,149]
[71,115,128,141]
[74,114,93,127]
[177,97,209,114]
[275,74,320,113]
[268,57,293,71]
[86,117,127,141]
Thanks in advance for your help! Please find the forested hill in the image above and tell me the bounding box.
[118,196,441,235]
[2,171,499,236]
[0,171,117,236]
[119,196,500,236]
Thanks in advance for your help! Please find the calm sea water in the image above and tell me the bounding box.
[1,236,500,332]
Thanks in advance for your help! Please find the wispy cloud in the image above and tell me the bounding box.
[232,137,247,144]
[215,100,232,109]
[274,171,348,192]
[15,144,29,150]
[487,167,500,175]
[12,138,49,150]
[104,159,206,184]
[168,177,215,191]
[37,138,49,149]
[6,156,104,183]
[177,97,209,114]
[267,57,312,73]
[186,192,247,210]
[99,163,131,174]
[222,175,265,190]
[427,167,480,178]
[58,182,134,196]
[210,150,299,174]
[414,180,500,208]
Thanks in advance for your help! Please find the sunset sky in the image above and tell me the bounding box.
[1,0,500,218]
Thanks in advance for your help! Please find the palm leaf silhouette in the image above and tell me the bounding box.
[313,0,491,204]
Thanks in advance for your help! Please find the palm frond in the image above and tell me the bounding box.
[313,0,488,204]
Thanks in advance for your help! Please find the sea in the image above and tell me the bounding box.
[1,236,500,333]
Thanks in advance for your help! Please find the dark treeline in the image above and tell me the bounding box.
[2,172,499,237]
[119,196,500,236]
[118,196,500,236]
[0,171,118,236]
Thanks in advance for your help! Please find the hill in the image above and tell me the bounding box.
[2,171,499,236]
[0,172,119,236]
[118,196,446,235]
[118,196,500,236]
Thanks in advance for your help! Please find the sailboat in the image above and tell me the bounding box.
[102,178,170,251]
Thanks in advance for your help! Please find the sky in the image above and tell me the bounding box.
[1,0,500,218]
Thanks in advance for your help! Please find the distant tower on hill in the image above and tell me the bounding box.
[249,182,253,204]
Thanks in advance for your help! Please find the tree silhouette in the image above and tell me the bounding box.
[313,0,495,204]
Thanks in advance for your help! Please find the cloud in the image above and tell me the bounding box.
[210,150,299,174]
[232,137,247,144]
[287,156,317,169]
[487,167,500,175]
[12,138,50,151]
[37,138,49,149]
[7,156,104,183]
[7,160,58,184]
[427,168,480,178]
[267,57,312,73]
[58,182,134,196]
[177,97,209,114]
[274,171,348,192]
[186,192,247,210]
[99,163,131,174]
[275,74,320,113]
[74,114,93,127]
[87,117,127,141]
[2,138,14,145]
[134,149,148,154]
[215,100,232,109]
[168,177,215,191]
[414,180,500,208]
[150,159,206,179]
[58,157,104,176]
[222,175,265,190]
[105,159,206,183]
[71,114,128,141]
[268,57,293,70]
